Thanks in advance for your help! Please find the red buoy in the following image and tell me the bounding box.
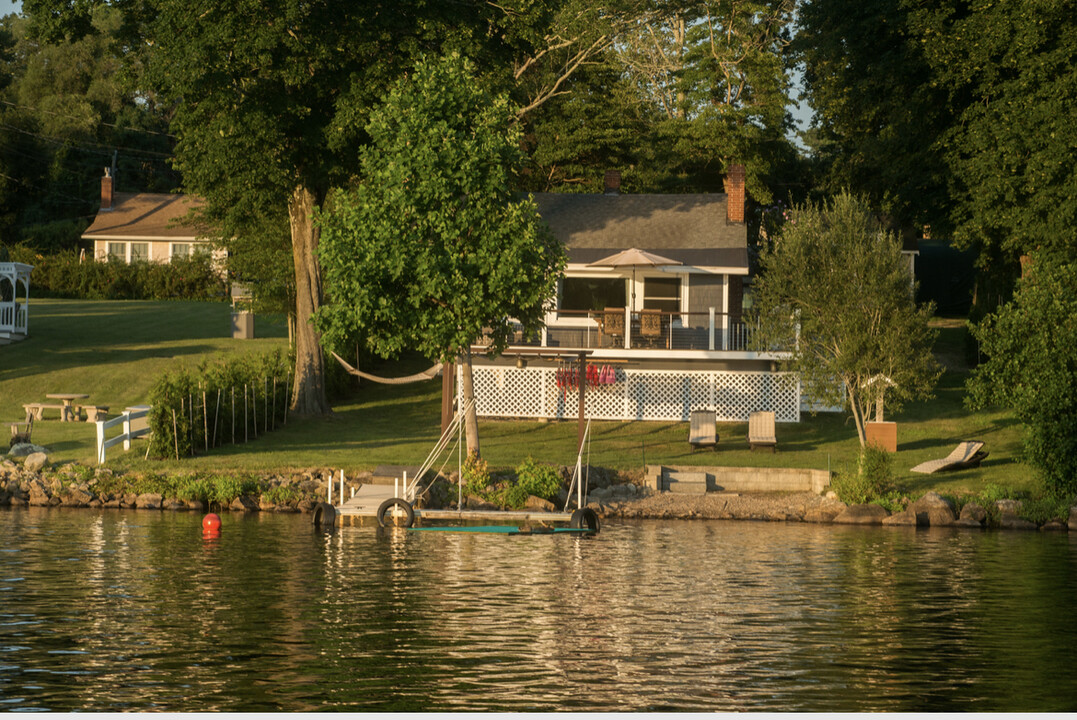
[202,513,221,535]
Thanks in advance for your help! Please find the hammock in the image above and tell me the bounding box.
[331,351,443,385]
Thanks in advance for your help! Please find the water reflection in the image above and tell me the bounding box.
[1,508,1076,711]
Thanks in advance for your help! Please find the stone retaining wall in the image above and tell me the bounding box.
[645,464,831,494]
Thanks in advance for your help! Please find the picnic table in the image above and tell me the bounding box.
[46,393,90,422]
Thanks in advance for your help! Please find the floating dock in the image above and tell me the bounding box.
[333,483,574,523]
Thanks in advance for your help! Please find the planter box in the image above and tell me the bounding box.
[866,421,897,452]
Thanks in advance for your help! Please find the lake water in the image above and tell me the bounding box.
[2,507,1076,712]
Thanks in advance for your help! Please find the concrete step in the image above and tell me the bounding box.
[666,470,708,494]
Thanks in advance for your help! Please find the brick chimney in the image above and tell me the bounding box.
[603,169,621,195]
[724,164,746,223]
[101,168,114,211]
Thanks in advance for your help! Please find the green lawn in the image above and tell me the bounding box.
[3,299,1034,498]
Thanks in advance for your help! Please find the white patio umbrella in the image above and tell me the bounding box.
[588,248,681,310]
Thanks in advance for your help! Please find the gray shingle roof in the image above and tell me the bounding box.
[82,193,207,240]
[533,192,747,270]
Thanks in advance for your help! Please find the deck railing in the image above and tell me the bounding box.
[502,309,758,353]
[0,302,27,334]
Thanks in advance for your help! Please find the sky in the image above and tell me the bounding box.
[1,0,17,16]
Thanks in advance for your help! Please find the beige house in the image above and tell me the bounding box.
[81,171,221,265]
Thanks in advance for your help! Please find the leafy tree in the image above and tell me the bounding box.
[794,0,952,233]
[751,192,940,445]
[316,54,566,455]
[967,254,1077,494]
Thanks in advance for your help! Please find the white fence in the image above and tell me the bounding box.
[468,366,801,423]
[95,407,152,464]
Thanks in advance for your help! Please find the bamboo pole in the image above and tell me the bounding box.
[231,386,236,444]
[244,384,248,443]
[203,390,208,452]
[171,409,180,461]
[213,388,221,448]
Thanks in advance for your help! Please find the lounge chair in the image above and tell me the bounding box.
[689,410,717,449]
[748,411,777,452]
[910,441,989,474]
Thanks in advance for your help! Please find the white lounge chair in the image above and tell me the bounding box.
[748,411,777,452]
[910,441,988,474]
[689,410,717,449]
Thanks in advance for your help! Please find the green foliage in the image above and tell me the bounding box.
[831,445,895,506]
[147,350,291,460]
[752,192,941,444]
[515,456,562,501]
[316,53,566,362]
[261,484,300,507]
[968,255,1077,494]
[462,451,491,499]
[8,246,226,300]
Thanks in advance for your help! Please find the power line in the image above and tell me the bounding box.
[0,99,177,139]
[0,121,175,159]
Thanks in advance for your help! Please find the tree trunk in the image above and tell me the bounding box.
[288,185,331,416]
[848,384,867,447]
[459,350,481,457]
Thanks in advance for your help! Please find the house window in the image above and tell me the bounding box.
[107,243,126,261]
[643,276,680,313]
[560,277,626,312]
[130,243,149,262]
[172,243,191,259]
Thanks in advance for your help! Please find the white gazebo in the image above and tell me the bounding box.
[0,261,33,343]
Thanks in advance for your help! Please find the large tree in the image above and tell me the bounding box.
[316,54,565,456]
[131,0,487,415]
[967,254,1077,494]
[751,192,941,445]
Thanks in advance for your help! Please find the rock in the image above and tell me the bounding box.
[953,517,985,528]
[163,498,189,511]
[28,480,50,506]
[1069,507,1077,531]
[1040,520,1067,532]
[135,493,162,509]
[524,495,555,512]
[24,452,49,473]
[230,496,259,512]
[804,503,846,523]
[996,499,1023,514]
[998,512,1037,530]
[824,490,839,500]
[9,494,26,506]
[188,499,204,512]
[833,503,889,525]
[8,443,48,458]
[297,499,315,513]
[908,491,957,526]
[123,493,139,507]
[61,487,94,507]
[102,498,122,508]
[960,502,988,524]
[882,509,924,526]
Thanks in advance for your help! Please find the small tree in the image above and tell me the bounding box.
[967,254,1077,494]
[751,192,940,445]
[316,53,565,455]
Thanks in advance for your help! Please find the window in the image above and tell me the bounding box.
[130,243,149,262]
[171,243,191,259]
[107,243,126,261]
[643,276,680,313]
[560,277,626,313]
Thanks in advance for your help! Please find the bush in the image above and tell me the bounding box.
[8,245,226,301]
[462,451,490,498]
[515,456,562,501]
[147,350,292,459]
[831,445,896,506]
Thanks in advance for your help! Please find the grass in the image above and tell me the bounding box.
[2,299,1037,499]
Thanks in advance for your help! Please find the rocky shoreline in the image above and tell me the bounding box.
[4,448,1076,531]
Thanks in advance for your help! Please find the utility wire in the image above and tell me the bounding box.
[0,99,177,139]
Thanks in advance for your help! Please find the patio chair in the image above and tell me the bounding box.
[602,307,625,347]
[8,414,33,448]
[689,410,717,450]
[910,441,988,474]
[748,411,777,452]
[640,309,663,347]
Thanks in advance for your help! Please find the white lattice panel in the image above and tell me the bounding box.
[469,366,801,422]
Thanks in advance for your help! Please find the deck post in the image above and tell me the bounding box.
[708,307,715,350]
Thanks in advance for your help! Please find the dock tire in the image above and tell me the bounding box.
[377,498,415,528]
[313,502,337,530]
[570,508,600,533]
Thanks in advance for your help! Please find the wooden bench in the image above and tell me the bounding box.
[23,403,66,421]
[77,405,110,422]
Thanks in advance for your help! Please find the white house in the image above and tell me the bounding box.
[81,171,222,265]
[469,166,803,424]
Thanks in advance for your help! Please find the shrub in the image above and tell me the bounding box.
[462,452,490,498]
[515,456,562,501]
[831,445,896,506]
[262,484,300,506]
